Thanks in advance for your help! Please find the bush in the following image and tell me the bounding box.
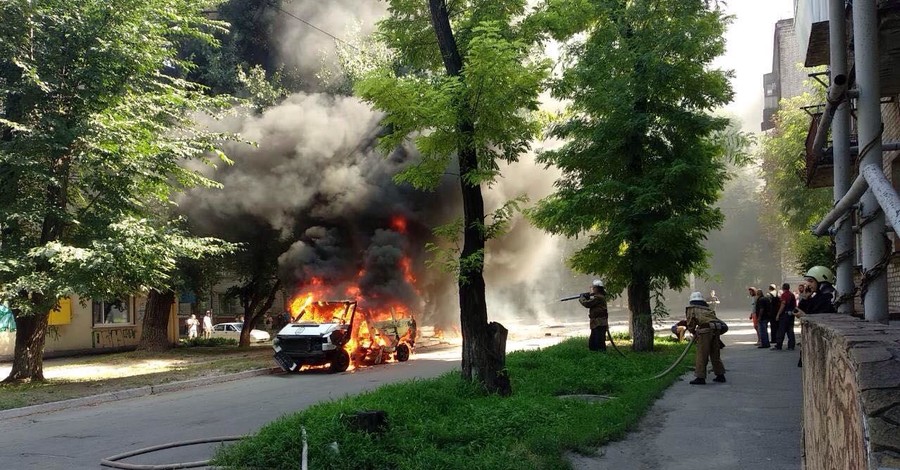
[214,337,685,469]
[178,337,237,348]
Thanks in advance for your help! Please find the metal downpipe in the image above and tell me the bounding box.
[852,0,889,323]
[829,0,854,314]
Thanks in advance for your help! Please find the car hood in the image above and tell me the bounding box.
[277,323,343,337]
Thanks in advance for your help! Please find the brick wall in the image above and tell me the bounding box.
[801,315,900,469]
[777,21,815,101]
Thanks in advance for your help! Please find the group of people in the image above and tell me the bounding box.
[186,310,214,339]
[748,266,837,350]
[575,264,839,384]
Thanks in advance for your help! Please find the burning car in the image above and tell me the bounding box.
[272,298,416,373]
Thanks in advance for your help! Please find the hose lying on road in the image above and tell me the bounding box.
[100,436,245,470]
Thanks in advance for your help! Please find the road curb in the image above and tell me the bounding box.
[0,367,282,421]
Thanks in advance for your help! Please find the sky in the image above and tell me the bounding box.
[715,0,797,132]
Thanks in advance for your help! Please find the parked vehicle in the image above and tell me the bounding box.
[211,322,271,343]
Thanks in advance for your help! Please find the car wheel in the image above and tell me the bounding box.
[395,344,410,362]
[329,349,351,373]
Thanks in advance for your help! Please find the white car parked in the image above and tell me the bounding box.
[211,322,271,343]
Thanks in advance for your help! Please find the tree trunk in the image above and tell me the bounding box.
[627,276,654,352]
[137,289,176,352]
[428,0,510,395]
[3,303,51,384]
[239,279,280,348]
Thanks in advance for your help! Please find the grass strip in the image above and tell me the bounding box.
[214,336,686,469]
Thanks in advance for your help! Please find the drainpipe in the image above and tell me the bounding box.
[829,0,854,314]
[851,0,888,323]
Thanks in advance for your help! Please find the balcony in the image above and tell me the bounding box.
[795,0,900,94]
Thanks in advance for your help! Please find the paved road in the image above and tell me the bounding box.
[0,351,466,469]
[0,334,574,470]
[569,311,803,470]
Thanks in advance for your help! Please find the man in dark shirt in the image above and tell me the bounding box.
[754,288,772,348]
[773,283,797,350]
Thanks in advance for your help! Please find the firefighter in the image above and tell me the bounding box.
[579,280,608,351]
[685,291,726,385]
[794,266,836,317]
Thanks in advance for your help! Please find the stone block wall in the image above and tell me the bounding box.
[802,315,900,469]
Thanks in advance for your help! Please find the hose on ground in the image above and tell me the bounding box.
[100,436,244,470]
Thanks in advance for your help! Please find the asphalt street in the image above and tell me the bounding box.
[0,334,569,470]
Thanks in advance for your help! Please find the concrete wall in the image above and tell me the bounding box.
[802,315,900,469]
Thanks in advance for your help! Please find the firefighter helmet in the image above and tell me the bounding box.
[689,291,705,303]
[804,266,834,284]
[592,279,604,288]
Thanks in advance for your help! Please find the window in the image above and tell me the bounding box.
[213,324,226,332]
[93,299,132,325]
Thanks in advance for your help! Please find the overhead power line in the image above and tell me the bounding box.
[269,1,362,52]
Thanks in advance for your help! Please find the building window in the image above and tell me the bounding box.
[93,298,132,325]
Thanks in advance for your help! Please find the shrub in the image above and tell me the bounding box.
[179,337,237,348]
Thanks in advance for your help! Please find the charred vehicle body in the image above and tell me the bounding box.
[273,300,416,373]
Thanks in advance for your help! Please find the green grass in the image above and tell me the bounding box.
[214,337,686,470]
[178,337,239,347]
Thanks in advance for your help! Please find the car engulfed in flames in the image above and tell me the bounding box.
[273,293,417,373]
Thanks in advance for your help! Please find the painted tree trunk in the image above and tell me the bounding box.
[429,0,510,395]
[3,306,51,383]
[627,277,654,352]
[137,290,175,352]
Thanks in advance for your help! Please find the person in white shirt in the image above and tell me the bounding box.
[202,310,214,339]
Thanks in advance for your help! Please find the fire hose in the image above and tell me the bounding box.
[605,329,626,358]
[99,436,244,469]
[648,336,696,380]
[100,428,309,470]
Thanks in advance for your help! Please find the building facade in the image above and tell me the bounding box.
[762,18,817,131]
[0,294,179,360]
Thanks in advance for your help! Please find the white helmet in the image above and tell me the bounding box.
[592,279,604,288]
[804,266,834,283]
[689,291,705,303]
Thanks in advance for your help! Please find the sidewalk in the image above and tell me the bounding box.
[570,313,803,470]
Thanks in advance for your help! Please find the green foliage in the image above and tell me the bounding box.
[530,0,735,297]
[236,65,287,111]
[758,93,833,232]
[214,337,684,469]
[179,337,237,347]
[757,92,835,271]
[425,196,528,283]
[355,5,551,190]
[0,0,236,315]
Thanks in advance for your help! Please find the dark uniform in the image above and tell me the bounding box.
[579,292,608,351]
[685,302,726,383]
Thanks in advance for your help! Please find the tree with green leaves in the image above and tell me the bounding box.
[758,93,834,272]
[0,0,234,382]
[355,0,550,394]
[530,0,734,351]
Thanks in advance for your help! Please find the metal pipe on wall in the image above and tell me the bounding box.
[861,164,900,237]
[851,0,889,323]
[810,74,848,159]
[829,0,854,314]
[814,172,868,236]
